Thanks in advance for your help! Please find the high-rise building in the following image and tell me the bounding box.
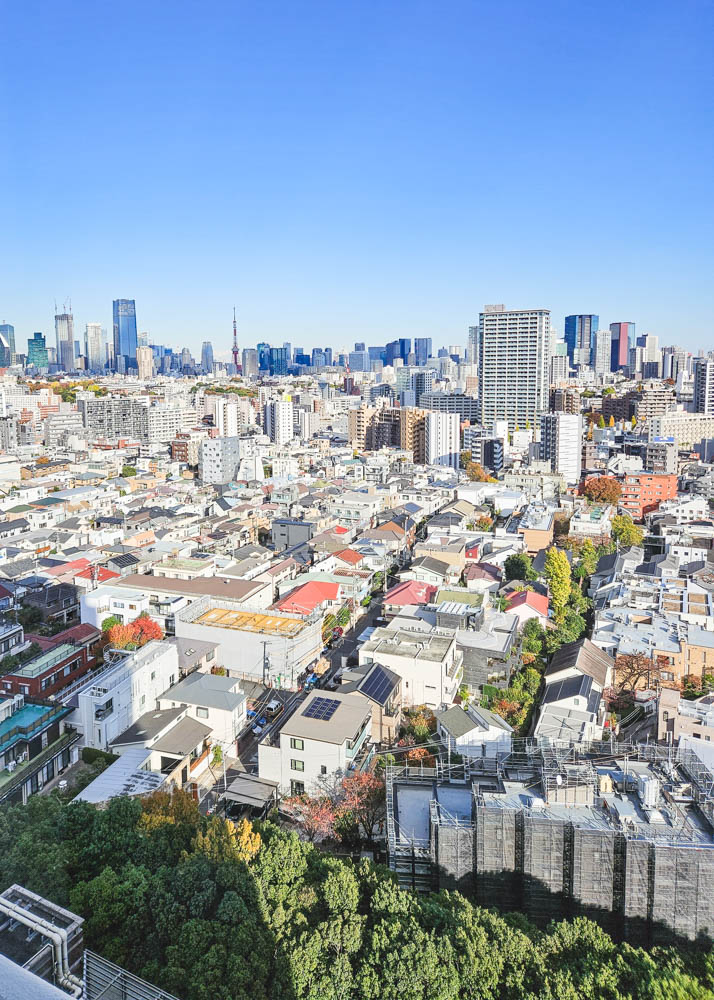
[0,324,15,358]
[136,345,154,379]
[263,400,293,445]
[348,350,370,372]
[311,348,326,368]
[324,347,333,366]
[564,314,599,366]
[592,329,611,376]
[549,341,568,383]
[137,330,149,347]
[257,343,271,370]
[269,347,289,376]
[27,332,49,369]
[467,326,478,364]
[540,412,583,485]
[398,338,412,363]
[609,322,635,371]
[414,337,432,365]
[425,411,460,469]
[200,341,214,373]
[112,299,138,372]
[385,341,400,366]
[242,348,259,378]
[55,309,75,371]
[354,342,366,352]
[84,323,105,371]
[693,358,714,415]
[0,331,11,367]
[477,305,550,432]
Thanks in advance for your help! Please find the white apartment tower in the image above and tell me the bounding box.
[540,412,583,485]
[199,437,242,485]
[264,400,293,445]
[593,329,612,376]
[136,345,154,379]
[84,323,105,371]
[693,358,714,415]
[477,305,550,431]
[425,411,460,469]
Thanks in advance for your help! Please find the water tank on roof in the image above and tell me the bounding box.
[637,774,659,810]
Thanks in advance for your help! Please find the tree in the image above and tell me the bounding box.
[544,547,571,623]
[612,513,644,548]
[608,414,615,427]
[339,771,386,841]
[121,465,137,477]
[192,816,261,863]
[615,652,661,694]
[106,623,135,649]
[504,553,536,582]
[465,461,489,482]
[597,414,606,428]
[459,449,472,469]
[107,614,164,650]
[101,615,121,632]
[475,515,493,532]
[283,794,337,842]
[583,475,622,504]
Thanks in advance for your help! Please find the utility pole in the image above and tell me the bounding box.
[262,639,270,687]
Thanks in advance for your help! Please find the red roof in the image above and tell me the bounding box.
[334,549,363,566]
[45,558,91,576]
[506,591,549,617]
[274,581,341,615]
[334,526,349,535]
[384,580,438,607]
[75,567,121,583]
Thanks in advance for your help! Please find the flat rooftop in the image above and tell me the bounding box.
[193,607,307,637]
[10,642,78,678]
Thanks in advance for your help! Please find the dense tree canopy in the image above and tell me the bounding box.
[583,476,622,504]
[0,790,712,999]
[612,514,644,548]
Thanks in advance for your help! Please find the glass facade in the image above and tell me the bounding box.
[564,314,599,365]
[27,332,49,368]
[112,299,138,371]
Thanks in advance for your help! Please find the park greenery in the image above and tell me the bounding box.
[0,790,712,999]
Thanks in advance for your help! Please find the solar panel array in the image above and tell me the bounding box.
[359,664,394,707]
[302,696,339,721]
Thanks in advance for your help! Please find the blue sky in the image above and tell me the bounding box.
[2,0,712,356]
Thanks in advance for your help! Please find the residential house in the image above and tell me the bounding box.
[258,689,372,795]
[0,693,80,805]
[109,706,212,795]
[435,704,513,758]
[504,590,549,627]
[358,626,462,709]
[158,671,247,751]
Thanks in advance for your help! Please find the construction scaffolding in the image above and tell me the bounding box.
[386,738,714,942]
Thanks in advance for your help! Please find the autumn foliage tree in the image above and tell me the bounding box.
[583,475,622,504]
[107,613,164,650]
[283,793,337,842]
[544,547,572,624]
[339,771,386,841]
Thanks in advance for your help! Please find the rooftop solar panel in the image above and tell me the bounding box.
[359,664,395,707]
[302,696,339,721]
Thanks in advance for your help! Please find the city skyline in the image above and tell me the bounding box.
[2,1,713,351]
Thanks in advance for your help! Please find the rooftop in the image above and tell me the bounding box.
[279,690,371,745]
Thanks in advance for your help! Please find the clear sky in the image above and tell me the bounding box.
[2,0,713,357]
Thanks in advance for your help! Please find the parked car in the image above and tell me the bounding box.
[266,699,283,719]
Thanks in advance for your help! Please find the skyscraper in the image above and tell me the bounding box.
[242,349,258,377]
[85,323,105,371]
[27,332,49,369]
[0,331,11,367]
[592,329,611,376]
[269,347,289,376]
[693,358,714,414]
[136,345,154,379]
[112,299,138,372]
[398,338,411,363]
[55,309,75,372]
[609,322,635,371]
[0,324,15,358]
[549,341,568,383]
[564,314,599,366]
[201,341,214,373]
[414,337,432,365]
[477,305,550,431]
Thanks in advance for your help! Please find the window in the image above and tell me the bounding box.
[196,706,209,719]
[290,759,305,772]
[290,737,304,750]
[321,765,327,775]
[151,671,156,681]
[290,780,305,796]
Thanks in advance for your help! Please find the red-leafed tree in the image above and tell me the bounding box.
[107,613,164,650]
[583,476,622,504]
[106,623,136,649]
[283,794,337,842]
[339,771,386,841]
